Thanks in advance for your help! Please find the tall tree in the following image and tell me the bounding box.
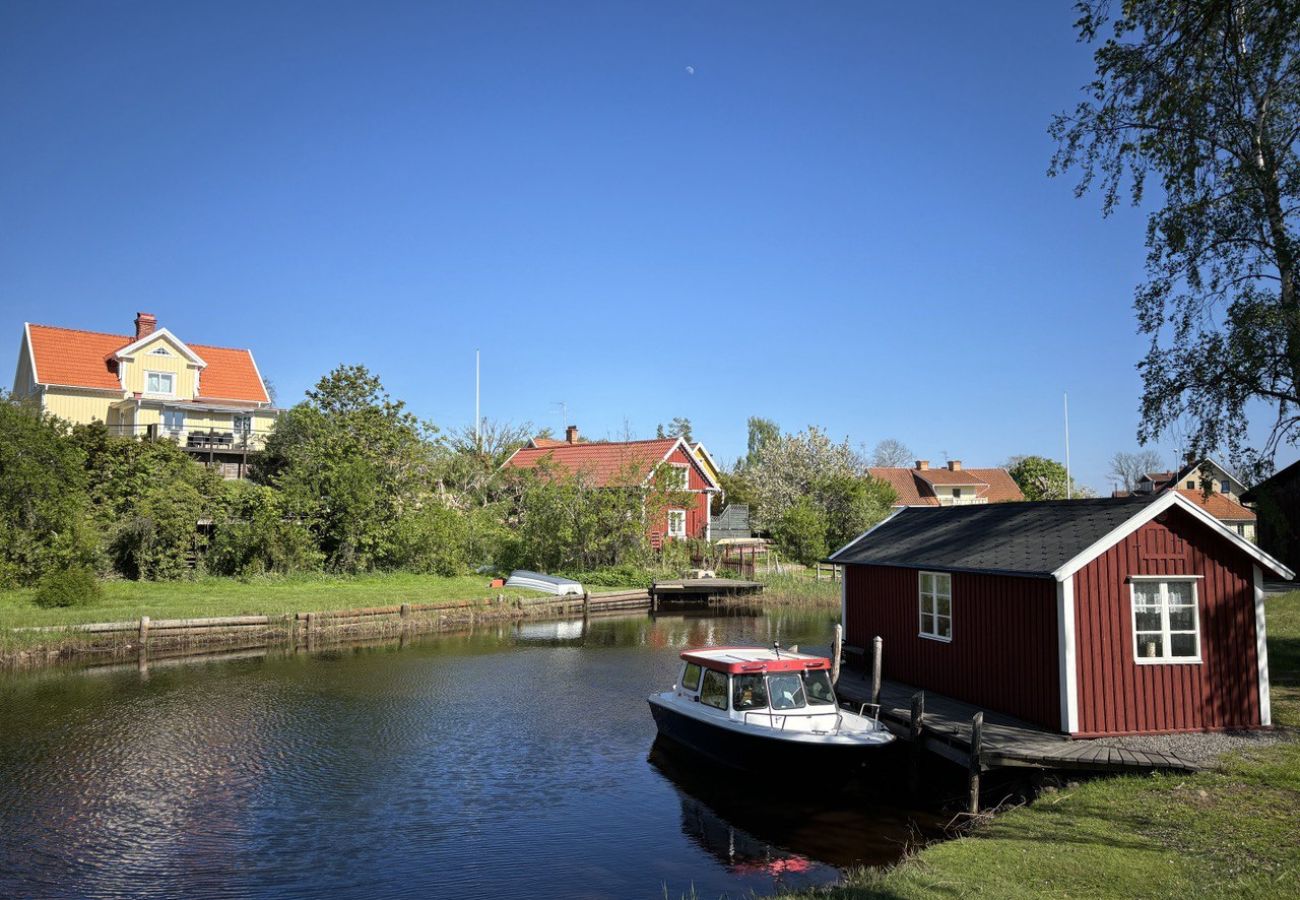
[1051,1,1300,479]
[745,417,780,466]
[1110,448,1166,491]
[656,417,694,443]
[870,438,914,468]
[1008,455,1093,501]
[747,426,864,527]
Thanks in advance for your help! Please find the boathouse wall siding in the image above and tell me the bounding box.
[1071,506,1262,736]
[843,564,1061,730]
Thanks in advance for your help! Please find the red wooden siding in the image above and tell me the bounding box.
[1072,507,1261,736]
[656,444,712,540]
[844,564,1060,729]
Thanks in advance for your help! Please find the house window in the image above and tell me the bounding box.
[669,463,690,490]
[145,371,174,395]
[233,414,252,437]
[952,488,962,499]
[150,346,170,356]
[667,509,687,539]
[1131,579,1200,663]
[1186,479,1196,489]
[918,572,952,641]
[1220,480,1230,493]
[162,409,185,432]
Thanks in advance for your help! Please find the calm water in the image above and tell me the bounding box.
[0,608,941,899]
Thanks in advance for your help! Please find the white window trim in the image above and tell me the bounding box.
[667,508,687,539]
[917,571,952,643]
[144,370,176,396]
[163,408,185,432]
[668,462,691,491]
[1129,577,1202,665]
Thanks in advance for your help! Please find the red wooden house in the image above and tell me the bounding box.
[502,426,720,541]
[828,492,1293,736]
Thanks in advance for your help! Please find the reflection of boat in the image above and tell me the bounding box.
[503,570,584,596]
[678,792,818,878]
[647,645,893,772]
[514,620,587,642]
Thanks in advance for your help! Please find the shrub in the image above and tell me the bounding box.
[207,483,323,577]
[770,496,828,567]
[33,566,101,609]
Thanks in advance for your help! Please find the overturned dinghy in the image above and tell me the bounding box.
[504,570,584,596]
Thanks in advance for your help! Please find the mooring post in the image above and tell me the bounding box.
[306,612,316,645]
[582,591,590,616]
[871,635,883,706]
[831,624,843,684]
[910,691,925,740]
[968,711,984,815]
[138,615,150,646]
[400,602,411,625]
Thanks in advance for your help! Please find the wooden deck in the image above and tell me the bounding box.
[650,578,764,606]
[835,668,1200,774]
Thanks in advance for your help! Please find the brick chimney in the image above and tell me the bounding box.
[915,460,929,471]
[134,312,157,340]
[565,425,579,444]
[948,459,962,471]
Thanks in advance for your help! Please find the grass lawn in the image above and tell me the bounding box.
[0,572,650,635]
[783,590,1300,899]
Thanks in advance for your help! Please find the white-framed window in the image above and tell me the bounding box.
[918,571,952,642]
[1220,480,1231,493]
[150,346,170,356]
[1186,479,1196,489]
[233,414,252,437]
[1131,578,1201,663]
[667,509,687,539]
[145,371,175,395]
[668,463,690,490]
[162,409,185,432]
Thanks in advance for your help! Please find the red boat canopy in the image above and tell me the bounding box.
[681,646,831,675]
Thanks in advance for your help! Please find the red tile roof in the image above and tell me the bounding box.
[25,323,269,403]
[868,466,1024,506]
[504,438,682,487]
[1175,489,1256,521]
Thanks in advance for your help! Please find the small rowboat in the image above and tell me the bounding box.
[647,644,894,771]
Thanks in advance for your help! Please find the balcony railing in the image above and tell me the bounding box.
[105,423,271,453]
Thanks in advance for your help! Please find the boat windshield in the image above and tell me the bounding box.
[732,674,768,711]
[767,673,806,710]
[802,670,836,706]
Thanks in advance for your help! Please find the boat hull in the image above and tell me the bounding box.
[648,697,888,773]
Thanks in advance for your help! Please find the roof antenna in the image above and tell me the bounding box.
[772,640,781,659]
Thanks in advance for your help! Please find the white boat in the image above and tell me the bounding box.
[503,570,584,596]
[648,644,894,771]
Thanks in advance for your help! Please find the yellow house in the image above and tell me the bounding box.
[691,442,723,495]
[11,312,278,478]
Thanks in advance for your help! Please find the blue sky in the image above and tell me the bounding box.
[2,1,1293,491]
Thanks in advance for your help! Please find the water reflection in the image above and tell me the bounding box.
[0,606,936,900]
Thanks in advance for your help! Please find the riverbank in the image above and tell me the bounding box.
[781,589,1300,899]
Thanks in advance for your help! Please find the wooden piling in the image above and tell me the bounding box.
[138,615,150,645]
[968,711,984,814]
[831,624,843,684]
[871,635,883,706]
[910,691,925,739]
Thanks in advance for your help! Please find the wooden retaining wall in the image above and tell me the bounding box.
[5,590,653,669]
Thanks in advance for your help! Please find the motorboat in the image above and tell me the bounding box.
[647,644,894,771]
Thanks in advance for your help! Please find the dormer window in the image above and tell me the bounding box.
[145,371,175,395]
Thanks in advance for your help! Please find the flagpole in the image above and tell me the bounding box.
[1064,392,1071,500]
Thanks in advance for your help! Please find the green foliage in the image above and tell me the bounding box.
[0,400,95,587]
[388,501,470,576]
[814,473,896,552]
[1051,1,1300,476]
[1007,455,1091,501]
[716,470,757,509]
[770,496,828,567]
[656,417,693,442]
[109,480,210,580]
[746,416,779,466]
[33,565,101,609]
[745,425,864,529]
[254,365,438,572]
[558,565,656,587]
[206,482,323,577]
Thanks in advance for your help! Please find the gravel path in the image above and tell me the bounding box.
[1095,727,1297,768]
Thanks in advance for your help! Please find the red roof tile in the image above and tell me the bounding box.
[867,466,1024,506]
[25,323,269,403]
[1175,489,1256,521]
[504,438,682,487]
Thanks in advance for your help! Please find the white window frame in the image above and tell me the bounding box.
[1129,576,1202,665]
[145,370,175,396]
[232,413,252,436]
[162,408,185,432]
[667,509,687,539]
[150,346,170,356]
[668,462,690,491]
[918,571,952,642]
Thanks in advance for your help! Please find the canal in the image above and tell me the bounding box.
[0,606,945,899]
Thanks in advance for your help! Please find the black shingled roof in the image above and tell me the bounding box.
[827,496,1161,578]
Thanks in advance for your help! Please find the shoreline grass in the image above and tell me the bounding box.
[778,589,1300,899]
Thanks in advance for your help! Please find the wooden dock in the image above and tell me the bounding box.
[649,578,764,608]
[835,667,1200,776]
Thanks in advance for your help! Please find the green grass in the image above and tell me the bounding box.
[782,590,1300,900]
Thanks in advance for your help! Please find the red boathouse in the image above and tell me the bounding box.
[827,492,1293,736]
